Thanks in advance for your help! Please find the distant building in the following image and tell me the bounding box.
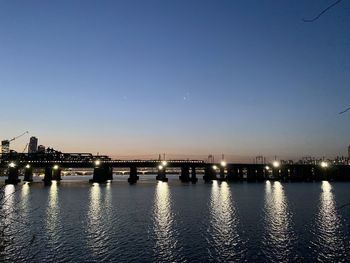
[28,136,38,153]
[37,145,46,153]
[348,145,350,164]
[1,140,10,154]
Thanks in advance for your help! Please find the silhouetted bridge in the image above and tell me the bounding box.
[1,153,350,185]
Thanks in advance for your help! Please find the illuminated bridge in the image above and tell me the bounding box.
[1,152,350,185]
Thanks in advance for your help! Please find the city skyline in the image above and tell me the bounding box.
[1,1,349,159]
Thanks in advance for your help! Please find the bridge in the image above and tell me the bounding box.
[1,152,350,185]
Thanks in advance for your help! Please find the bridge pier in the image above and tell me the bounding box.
[43,167,53,185]
[179,166,190,182]
[156,167,168,182]
[227,167,239,181]
[219,167,226,181]
[5,166,21,185]
[191,167,198,183]
[203,166,217,182]
[128,166,139,184]
[90,166,112,183]
[23,166,33,182]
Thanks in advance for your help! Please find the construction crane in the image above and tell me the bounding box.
[1,131,29,154]
[22,143,29,153]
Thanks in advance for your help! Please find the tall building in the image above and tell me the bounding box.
[28,136,38,153]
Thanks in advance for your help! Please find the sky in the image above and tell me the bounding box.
[0,0,349,161]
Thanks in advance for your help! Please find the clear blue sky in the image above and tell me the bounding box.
[0,0,349,161]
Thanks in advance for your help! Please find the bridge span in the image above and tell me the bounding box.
[1,153,350,185]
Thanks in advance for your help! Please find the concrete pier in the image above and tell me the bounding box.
[203,166,217,182]
[23,166,33,182]
[43,167,53,185]
[156,167,168,182]
[128,166,139,184]
[90,166,112,183]
[179,166,190,182]
[5,166,21,185]
[191,167,198,183]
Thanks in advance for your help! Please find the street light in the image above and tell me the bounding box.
[272,161,280,168]
[9,162,16,168]
[25,164,31,169]
[212,165,217,170]
[161,160,167,166]
[220,161,226,167]
[320,161,328,168]
[53,165,59,170]
[265,166,270,170]
[94,160,101,166]
[158,165,163,170]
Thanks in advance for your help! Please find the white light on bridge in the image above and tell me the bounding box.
[9,162,16,168]
[321,161,328,168]
[212,165,217,170]
[158,165,163,170]
[272,161,280,168]
[25,164,31,169]
[53,165,59,170]
[265,166,270,170]
[161,160,168,166]
[220,161,227,167]
[94,160,101,166]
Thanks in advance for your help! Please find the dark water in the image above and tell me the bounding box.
[1,177,350,262]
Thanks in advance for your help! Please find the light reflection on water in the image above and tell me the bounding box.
[45,181,62,256]
[152,181,180,262]
[262,181,297,262]
[312,181,349,262]
[208,181,245,261]
[87,183,113,260]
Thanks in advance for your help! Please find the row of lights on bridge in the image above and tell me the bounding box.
[6,160,330,170]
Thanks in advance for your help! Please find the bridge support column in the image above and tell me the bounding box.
[52,168,62,181]
[128,166,139,184]
[191,167,198,183]
[5,166,20,185]
[256,167,264,181]
[219,167,226,181]
[23,166,33,182]
[43,167,53,185]
[179,166,190,182]
[272,168,281,180]
[156,167,168,182]
[90,166,112,183]
[227,167,239,181]
[203,166,216,182]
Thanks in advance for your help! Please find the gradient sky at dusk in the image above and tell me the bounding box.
[0,0,349,161]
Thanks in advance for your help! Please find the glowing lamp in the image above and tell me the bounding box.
[272,161,280,168]
[320,161,328,168]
